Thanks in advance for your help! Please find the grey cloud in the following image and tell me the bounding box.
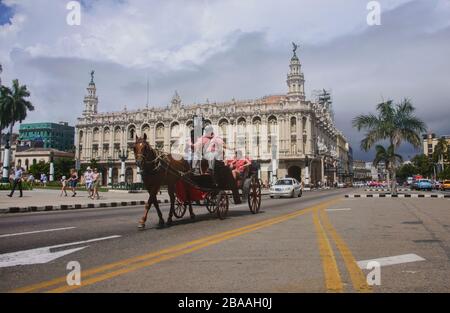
[2,0,449,162]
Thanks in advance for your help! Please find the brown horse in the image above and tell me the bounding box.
[134,134,195,228]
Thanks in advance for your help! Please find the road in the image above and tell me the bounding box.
[0,188,449,292]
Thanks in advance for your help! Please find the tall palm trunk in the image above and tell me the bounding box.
[391,168,397,195]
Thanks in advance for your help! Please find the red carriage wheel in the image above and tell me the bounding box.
[173,198,187,218]
[216,191,229,220]
[248,176,261,214]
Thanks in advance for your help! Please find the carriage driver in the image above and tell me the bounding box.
[192,125,226,176]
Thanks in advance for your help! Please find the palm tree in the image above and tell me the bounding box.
[0,80,34,180]
[1,79,34,139]
[432,137,448,173]
[352,99,426,194]
[373,145,403,186]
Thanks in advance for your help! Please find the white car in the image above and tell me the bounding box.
[270,178,303,198]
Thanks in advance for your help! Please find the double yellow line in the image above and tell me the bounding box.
[312,207,372,293]
[11,197,370,293]
[12,199,334,293]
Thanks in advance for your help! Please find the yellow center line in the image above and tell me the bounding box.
[319,208,372,293]
[12,198,340,293]
[312,208,343,292]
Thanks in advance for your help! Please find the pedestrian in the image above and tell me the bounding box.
[60,176,68,197]
[27,173,35,187]
[91,168,101,200]
[40,173,48,187]
[84,167,94,198]
[68,168,78,197]
[8,165,24,198]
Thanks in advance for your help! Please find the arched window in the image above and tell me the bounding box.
[114,126,121,142]
[103,127,110,142]
[290,117,297,134]
[141,124,151,140]
[170,122,180,138]
[155,123,165,150]
[93,128,100,142]
[128,126,136,141]
[125,167,134,184]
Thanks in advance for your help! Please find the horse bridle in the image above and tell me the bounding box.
[136,142,166,175]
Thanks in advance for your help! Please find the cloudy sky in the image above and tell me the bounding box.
[1,0,449,160]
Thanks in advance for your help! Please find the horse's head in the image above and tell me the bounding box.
[134,133,153,169]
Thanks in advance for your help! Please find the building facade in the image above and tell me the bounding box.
[15,148,75,172]
[76,47,348,186]
[422,133,450,166]
[352,160,372,182]
[18,122,75,152]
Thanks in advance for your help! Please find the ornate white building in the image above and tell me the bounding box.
[75,46,348,186]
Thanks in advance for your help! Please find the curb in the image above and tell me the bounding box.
[0,199,171,214]
[364,188,411,192]
[345,194,450,199]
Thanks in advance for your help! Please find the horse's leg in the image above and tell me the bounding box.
[166,184,176,225]
[138,193,152,229]
[152,192,165,227]
[184,182,195,219]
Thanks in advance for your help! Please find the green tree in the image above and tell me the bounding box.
[1,79,34,136]
[411,154,433,177]
[438,166,450,180]
[352,99,426,194]
[29,161,50,179]
[373,145,403,186]
[396,163,417,182]
[54,158,75,180]
[432,137,448,174]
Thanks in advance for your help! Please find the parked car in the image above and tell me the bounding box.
[432,181,442,190]
[441,180,450,191]
[415,179,433,191]
[270,178,303,198]
[406,177,414,186]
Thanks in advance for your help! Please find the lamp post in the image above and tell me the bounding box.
[107,156,114,186]
[49,152,55,182]
[119,149,128,184]
[1,135,11,183]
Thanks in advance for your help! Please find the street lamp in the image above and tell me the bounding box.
[119,149,128,184]
[49,151,55,182]
[106,156,114,186]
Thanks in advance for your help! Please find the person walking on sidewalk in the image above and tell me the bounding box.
[60,176,68,197]
[91,168,101,200]
[8,165,24,198]
[84,167,94,198]
[68,168,78,197]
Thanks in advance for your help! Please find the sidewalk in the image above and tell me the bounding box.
[0,189,169,213]
[0,188,271,214]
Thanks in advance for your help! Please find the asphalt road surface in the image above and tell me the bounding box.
[1,188,449,292]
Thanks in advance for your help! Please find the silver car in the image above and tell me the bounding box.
[270,178,303,198]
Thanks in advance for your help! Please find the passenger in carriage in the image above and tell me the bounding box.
[228,150,251,183]
[192,125,226,176]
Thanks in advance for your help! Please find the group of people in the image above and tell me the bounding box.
[188,125,252,183]
[60,167,101,200]
[5,164,101,200]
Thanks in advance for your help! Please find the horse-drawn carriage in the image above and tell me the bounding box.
[173,157,262,220]
[135,116,262,229]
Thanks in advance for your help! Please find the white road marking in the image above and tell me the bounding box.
[357,253,425,269]
[0,227,76,238]
[0,235,121,268]
[326,208,352,212]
